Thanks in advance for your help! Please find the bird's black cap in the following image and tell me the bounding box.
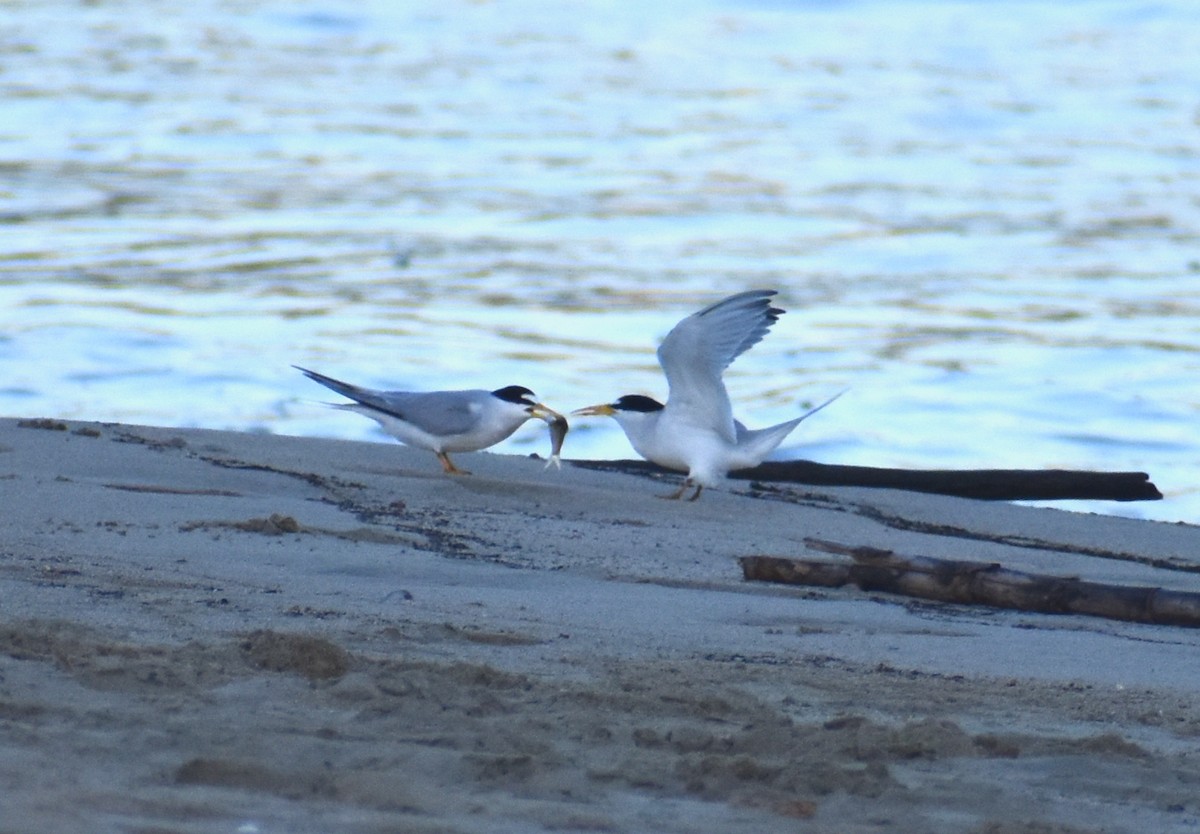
[613,394,664,413]
[491,385,538,405]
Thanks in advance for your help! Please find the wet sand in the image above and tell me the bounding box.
[2,417,1198,833]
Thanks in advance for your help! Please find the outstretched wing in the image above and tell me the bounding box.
[655,290,783,434]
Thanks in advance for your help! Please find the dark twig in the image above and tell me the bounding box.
[569,458,1162,502]
[740,537,1200,628]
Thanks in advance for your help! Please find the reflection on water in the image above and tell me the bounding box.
[1,0,1197,522]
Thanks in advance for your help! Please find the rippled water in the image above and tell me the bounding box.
[2,0,1198,522]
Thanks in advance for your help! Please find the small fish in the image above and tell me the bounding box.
[544,414,569,469]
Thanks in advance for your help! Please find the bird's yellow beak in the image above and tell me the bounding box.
[529,402,565,423]
[571,403,616,417]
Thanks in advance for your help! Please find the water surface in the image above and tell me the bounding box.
[2,0,1197,521]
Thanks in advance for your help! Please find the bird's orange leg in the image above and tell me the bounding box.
[658,479,692,500]
[438,452,471,475]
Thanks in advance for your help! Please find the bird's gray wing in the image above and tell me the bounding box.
[295,366,483,437]
[295,366,403,413]
[655,290,783,431]
[382,390,486,438]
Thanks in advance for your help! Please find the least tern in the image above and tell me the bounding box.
[295,366,565,475]
[573,289,839,500]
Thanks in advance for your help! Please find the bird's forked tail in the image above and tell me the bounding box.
[737,389,846,463]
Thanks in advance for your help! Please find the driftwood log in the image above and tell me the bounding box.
[740,538,1200,628]
[569,458,1162,502]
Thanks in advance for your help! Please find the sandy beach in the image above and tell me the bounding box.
[2,416,1199,833]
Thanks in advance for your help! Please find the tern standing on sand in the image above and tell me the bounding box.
[295,366,566,475]
[573,290,839,500]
